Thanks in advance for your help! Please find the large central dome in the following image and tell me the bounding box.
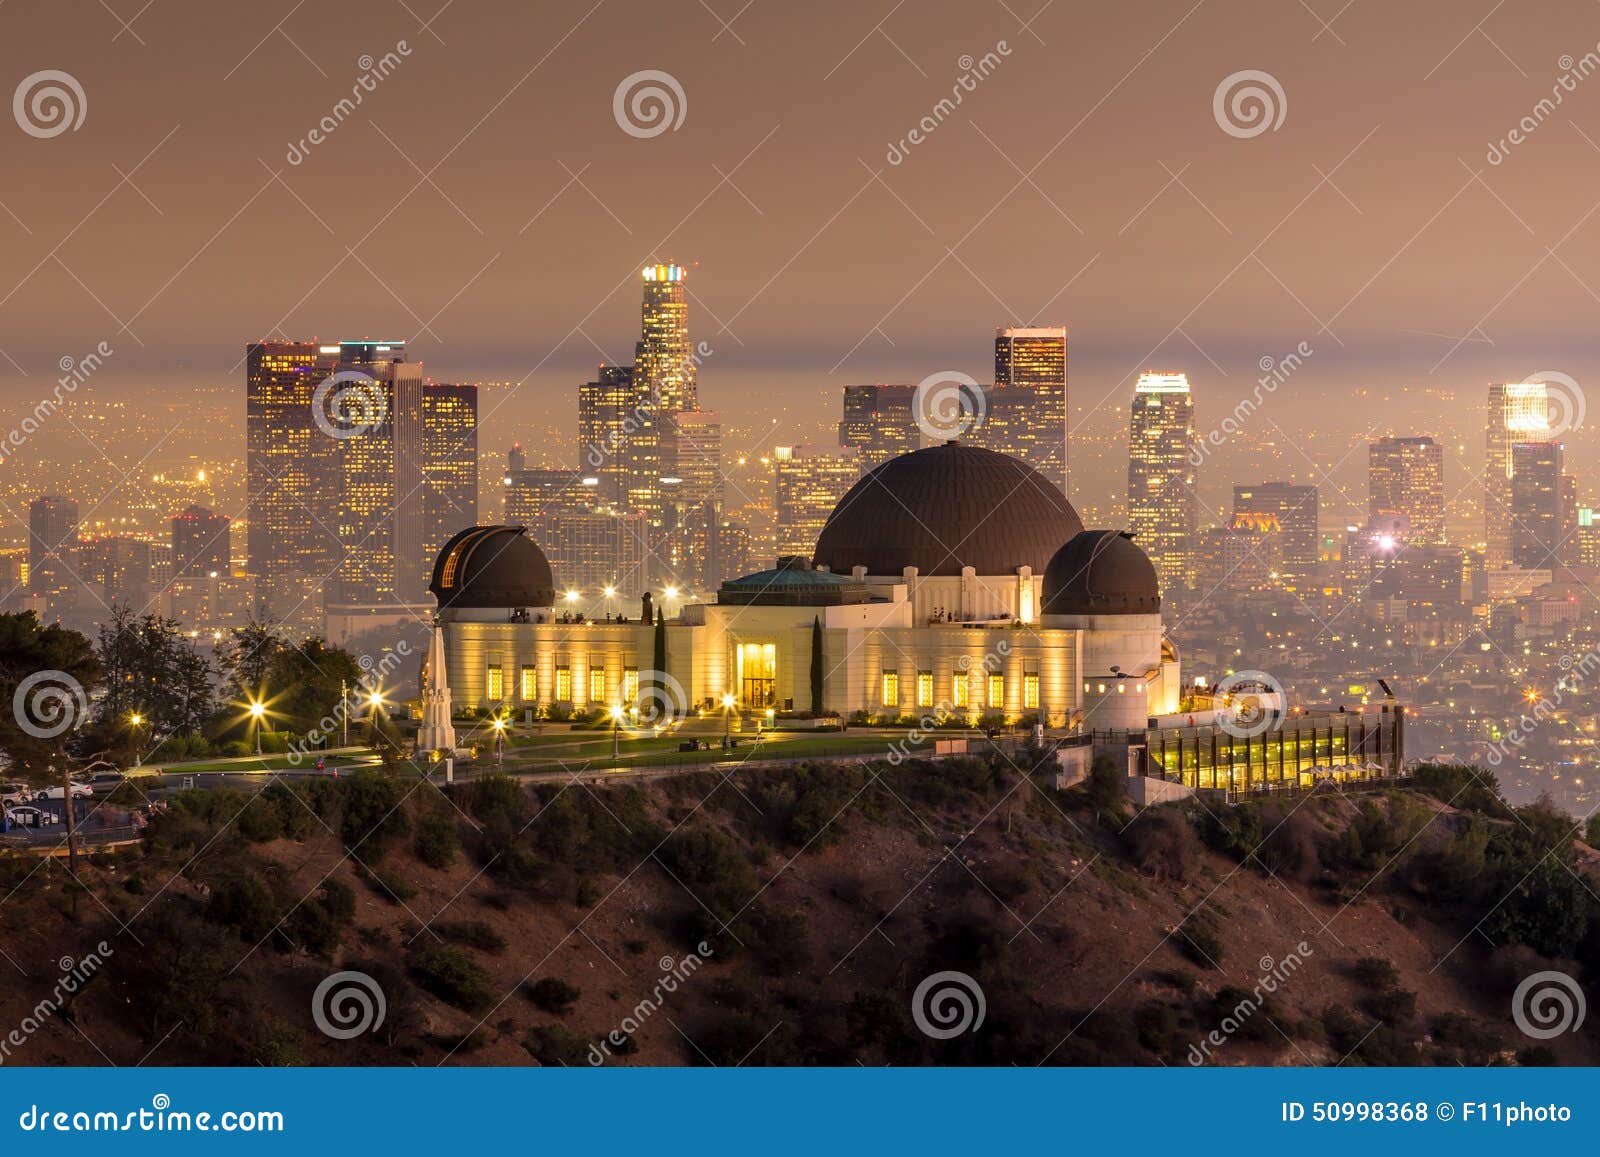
[812,443,1083,577]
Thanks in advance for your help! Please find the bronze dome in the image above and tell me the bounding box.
[812,443,1083,577]
[429,525,556,609]
[1042,530,1161,616]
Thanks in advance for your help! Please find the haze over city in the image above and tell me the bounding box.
[3,0,1600,1092]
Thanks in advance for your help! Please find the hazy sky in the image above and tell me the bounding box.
[5,0,1600,513]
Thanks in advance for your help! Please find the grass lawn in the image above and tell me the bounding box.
[149,753,375,775]
[493,730,920,774]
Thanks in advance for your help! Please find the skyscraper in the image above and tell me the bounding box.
[245,340,339,623]
[27,495,79,608]
[659,409,725,588]
[988,326,1068,493]
[1126,372,1197,585]
[579,364,635,504]
[1233,482,1320,580]
[1510,440,1565,570]
[772,445,859,559]
[838,383,919,469]
[634,263,696,411]
[504,465,595,522]
[1484,380,1550,567]
[171,503,230,579]
[1369,436,1445,544]
[421,382,479,570]
[328,342,426,605]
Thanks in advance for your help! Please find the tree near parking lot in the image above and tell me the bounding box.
[0,610,103,873]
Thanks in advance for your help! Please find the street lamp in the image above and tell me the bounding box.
[129,712,144,767]
[721,693,735,744]
[248,700,266,755]
[764,707,775,736]
[610,704,624,758]
[491,716,506,771]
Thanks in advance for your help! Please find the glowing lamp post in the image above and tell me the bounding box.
[129,712,145,767]
[610,704,624,758]
[248,700,266,755]
[491,716,506,771]
[721,693,735,743]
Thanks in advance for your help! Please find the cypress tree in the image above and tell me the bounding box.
[810,615,824,716]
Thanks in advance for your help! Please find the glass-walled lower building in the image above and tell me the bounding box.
[1134,705,1405,799]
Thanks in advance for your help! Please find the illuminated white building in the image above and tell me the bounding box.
[426,444,1181,735]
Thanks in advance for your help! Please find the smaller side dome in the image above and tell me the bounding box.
[1042,530,1161,616]
[429,525,556,609]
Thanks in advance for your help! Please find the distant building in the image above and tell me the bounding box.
[421,382,479,569]
[27,495,79,606]
[245,341,339,623]
[658,409,725,588]
[1509,440,1565,570]
[839,383,920,469]
[579,364,634,504]
[504,465,595,522]
[985,326,1068,493]
[1193,525,1271,595]
[1484,380,1550,567]
[328,342,426,605]
[1577,508,1600,568]
[1233,482,1319,580]
[772,445,859,559]
[634,262,696,412]
[1369,436,1444,543]
[1126,372,1197,585]
[171,503,230,579]
[79,535,158,609]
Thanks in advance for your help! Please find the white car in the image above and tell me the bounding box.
[5,806,59,828]
[0,783,31,806]
[34,781,94,801]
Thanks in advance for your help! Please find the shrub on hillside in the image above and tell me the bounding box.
[1124,808,1201,881]
[413,811,460,869]
[436,919,507,952]
[1349,956,1400,991]
[409,945,494,1012]
[523,1024,590,1065]
[524,977,581,1014]
[1176,913,1224,969]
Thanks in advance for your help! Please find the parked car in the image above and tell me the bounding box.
[4,805,60,828]
[34,781,94,800]
[85,772,127,795]
[0,783,31,806]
